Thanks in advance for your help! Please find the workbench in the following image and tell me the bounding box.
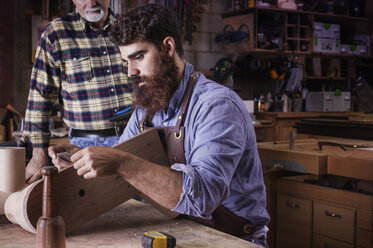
[254,112,363,142]
[0,199,258,248]
[258,138,373,248]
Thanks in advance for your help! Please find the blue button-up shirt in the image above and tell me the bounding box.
[119,63,269,228]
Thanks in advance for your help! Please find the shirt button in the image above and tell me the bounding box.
[114,109,118,112]
[103,51,107,55]
[106,69,110,73]
[73,57,77,61]
[111,88,114,92]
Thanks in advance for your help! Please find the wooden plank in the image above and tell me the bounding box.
[5,129,172,233]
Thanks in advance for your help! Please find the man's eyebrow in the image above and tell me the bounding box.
[127,50,147,59]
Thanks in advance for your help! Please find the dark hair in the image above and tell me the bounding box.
[110,4,184,58]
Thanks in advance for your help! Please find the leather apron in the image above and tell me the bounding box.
[138,73,255,237]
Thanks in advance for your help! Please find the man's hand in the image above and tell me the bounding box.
[48,144,81,171]
[71,146,125,179]
[25,148,49,184]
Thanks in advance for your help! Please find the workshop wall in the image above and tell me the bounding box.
[0,1,15,107]
[14,0,34,116]
[183,1,226,72]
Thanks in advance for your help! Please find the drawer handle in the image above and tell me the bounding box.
[286,201,300,208]
[325,210,342,218]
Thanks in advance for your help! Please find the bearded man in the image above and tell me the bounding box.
[49,4,270,247]
[23,0,132,184]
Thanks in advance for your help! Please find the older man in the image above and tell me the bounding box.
[24,0,132,184]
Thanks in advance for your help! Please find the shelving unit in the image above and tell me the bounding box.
[222,6,369,55]
[221,6,371,82]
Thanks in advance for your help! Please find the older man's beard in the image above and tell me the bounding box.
[130,53,180,115]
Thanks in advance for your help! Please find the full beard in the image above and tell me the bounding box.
[130,50,180,115]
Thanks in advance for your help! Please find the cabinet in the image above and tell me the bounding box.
[277,175,372,248]
[276,194,312,248]
[258,138,373,248]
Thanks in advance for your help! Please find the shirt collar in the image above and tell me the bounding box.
[77,8,115,32]
[166,63,194,116]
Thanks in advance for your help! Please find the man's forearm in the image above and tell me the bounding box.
[117,152,183,209]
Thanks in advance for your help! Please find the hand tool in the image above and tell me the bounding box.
[141,231,176,248]
[318,141,373,151]
[6,104,23,118]
[36,166,66,248]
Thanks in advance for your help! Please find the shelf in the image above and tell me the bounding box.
[251,48,312,55]
[286,38,312,42]
[306,76,346,80]
[307,52,372,58]
[222,6,369,23]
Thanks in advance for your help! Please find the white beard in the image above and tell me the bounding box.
[84,7,105,23]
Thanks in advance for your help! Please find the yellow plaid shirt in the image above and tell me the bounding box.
[24,10,132,147]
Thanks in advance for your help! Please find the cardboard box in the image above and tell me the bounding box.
[341,44,368,55]
[314,38,340,53]
[306,91,350,112]
[314,22,340,39]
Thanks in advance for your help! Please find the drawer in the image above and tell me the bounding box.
[356,229,373,248]
[277,194,312,248]
[357,210,373,231]
[313,234,354,248]
[314,201,356,244]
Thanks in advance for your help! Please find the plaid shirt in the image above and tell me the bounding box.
[24,10,132,147]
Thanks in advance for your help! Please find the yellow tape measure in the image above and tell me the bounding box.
[141,231,176,248]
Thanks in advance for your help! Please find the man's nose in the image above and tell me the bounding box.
[86,0,97,8]
[128,64,140,77]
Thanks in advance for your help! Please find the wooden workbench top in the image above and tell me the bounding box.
[0,199,257,248]
[258,138,373,181]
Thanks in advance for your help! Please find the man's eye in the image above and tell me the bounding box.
[135,55,144,60]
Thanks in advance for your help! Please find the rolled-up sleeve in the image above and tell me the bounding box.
[171,95,247,219]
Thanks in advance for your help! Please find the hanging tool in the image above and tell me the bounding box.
[142,231,176,248]
[36,166,66,248]
[6,104,23,118]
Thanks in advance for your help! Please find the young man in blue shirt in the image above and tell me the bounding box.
[50,4,269,247]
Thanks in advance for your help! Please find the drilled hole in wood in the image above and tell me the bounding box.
[78,189,85,197]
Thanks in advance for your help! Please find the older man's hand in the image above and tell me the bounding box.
[48,144,81,171]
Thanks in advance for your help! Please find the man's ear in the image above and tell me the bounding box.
[162,37,176,57]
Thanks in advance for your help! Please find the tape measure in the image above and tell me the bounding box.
[141,231,176,248]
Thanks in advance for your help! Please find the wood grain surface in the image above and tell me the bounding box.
[0,199,258,248]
